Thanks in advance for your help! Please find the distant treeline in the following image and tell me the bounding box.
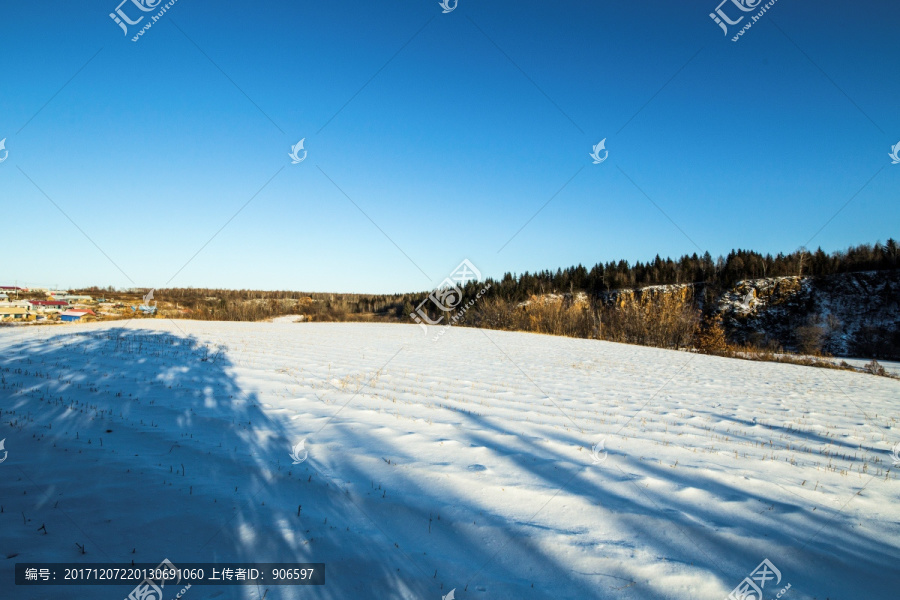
[468,239,900,303]
[74,287,414,322]
[75,239,898,327]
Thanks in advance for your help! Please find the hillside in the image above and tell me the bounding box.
[1,322,898,599]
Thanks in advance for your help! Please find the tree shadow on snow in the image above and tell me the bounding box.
[0,326,417,600]
[2,324,898,600]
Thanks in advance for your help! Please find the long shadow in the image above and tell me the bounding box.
[3,324,898,600]
[3,325,634,599]
[438,374,900,600]
[0,326,410,600]
[716,413,883,455]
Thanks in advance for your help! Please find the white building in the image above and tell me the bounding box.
[2,300,32,310]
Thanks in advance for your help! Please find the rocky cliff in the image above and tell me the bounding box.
[720,271,900,358]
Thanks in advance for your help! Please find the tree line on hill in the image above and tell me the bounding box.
[77,239,898,323]
[73,239,899,359]
[409,239,900,359]
[470,239,899,302]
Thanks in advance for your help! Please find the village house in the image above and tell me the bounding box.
[60,309,95,322]
[0,306,30,321]
[2,300,33,310]
[55,295,93,304]
[0,286,25,299]
[29,300,70,313]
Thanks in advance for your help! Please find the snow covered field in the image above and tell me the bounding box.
[1,321,898,599]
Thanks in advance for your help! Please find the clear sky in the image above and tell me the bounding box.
[1,1,897,294]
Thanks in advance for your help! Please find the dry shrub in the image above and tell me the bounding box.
[600,291,699,349]
[864,359,886,376]
[795,316,826,355]
[472,297,520,331]
[524,300,597,338]
[471,296,597,338]
[472,291,697,348]
[696,316,729,354]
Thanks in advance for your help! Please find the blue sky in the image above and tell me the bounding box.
[1,1,897,294]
